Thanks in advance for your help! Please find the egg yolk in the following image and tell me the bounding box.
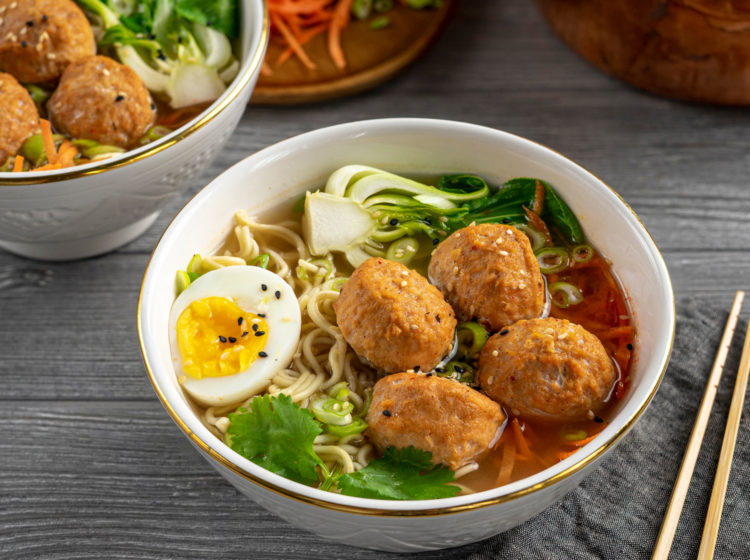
[176,296,269,379]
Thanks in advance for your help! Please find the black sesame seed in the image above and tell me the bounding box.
[177,36,183,43]
[261,284,268,291]
[424,218,432,225]
[228,337,237,343]
[258,351,268,358]
[436,314,441,323]
[426,373,433,377]
[435,367,445,373]
[389,218,398,226]
[150,103,156,111]
[218,335,227,343]
[455,365,465,374]
[252,323,259,331]
[502,218,511,224]
[274,290,281,299]
[382,410,391,417]
[413,365,420,372]
[627,343,633,350]
[20,41,27,47]
[500,329,509,336]
[157,48,166,61]
[26,20,34,26]
[237,317,244,326]
[242,331,249,337]
[42,15,48,22]
[148,33,155,40]
[258,313,266,318]
[432,238,439,245]
[115,94,124,102]
[255,331,266,337]
[594,416,604,423]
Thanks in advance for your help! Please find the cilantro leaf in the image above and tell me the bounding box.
[226,394,323,486]
[337,447,461,500]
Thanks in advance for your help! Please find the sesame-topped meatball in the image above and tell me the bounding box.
[478,317,617,422]
[334,257,457,374]
[366,372,506,470]
[428,223,545,332]
[0,72,39,163]
[0,0,95,84]
[48,55,156,148]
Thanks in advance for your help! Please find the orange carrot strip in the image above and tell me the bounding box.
[495,437,517,487]
[261,60,274,76]
[556,448,578,461]
[13,155,24,172]
[276,23,327,65]
[327,0,352,69]
[55,140,78,168]
[511,418,531,457]
[40,118,57,165]
[271,12,316,69]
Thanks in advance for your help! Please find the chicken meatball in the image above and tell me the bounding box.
[0,72,39,163]
[334,257,457,373]
[366,372,506,470]
[48,55,156,148]
[478,317,616,422]
[0,0,95,84]
[428,223,545,332]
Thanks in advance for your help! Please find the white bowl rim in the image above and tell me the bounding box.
[138,117,676,516]
[0,0,268,186]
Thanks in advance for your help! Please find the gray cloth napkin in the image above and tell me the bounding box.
[349,301,750,560]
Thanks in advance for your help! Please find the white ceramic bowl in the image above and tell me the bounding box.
[138,118,675,552]
[0,1,268,261]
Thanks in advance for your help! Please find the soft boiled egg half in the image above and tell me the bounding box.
[168,265,301,406]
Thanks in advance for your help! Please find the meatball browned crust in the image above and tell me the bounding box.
[334,257,457,373]
[366,372,506,470]
[0,72,39,163]
[428,223,545,332]
[478,317,616,422]
[48,55,156,148]
[0,0,95,84]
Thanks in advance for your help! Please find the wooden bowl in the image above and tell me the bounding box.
[536,0,750,105]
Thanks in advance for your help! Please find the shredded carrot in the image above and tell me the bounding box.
[511,418,531,457]
[40,118,57,165]
[13,155,24,172]
[56,140,78,168]
[495,436,516,487]
[277,23,327,66]
[328,0,353,69]
[271,12,316,69]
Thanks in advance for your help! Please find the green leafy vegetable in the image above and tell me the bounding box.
[337,447,461,500]
[541,182,584,244]
[226,394,324,487]
[75,0,239,108]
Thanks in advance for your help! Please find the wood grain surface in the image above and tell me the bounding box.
[2,1,750,558]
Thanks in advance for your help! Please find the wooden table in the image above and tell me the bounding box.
[3,1,750,558]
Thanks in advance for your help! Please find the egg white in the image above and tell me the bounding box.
[168,265,301,406]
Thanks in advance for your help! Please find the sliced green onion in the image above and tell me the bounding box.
[572,244,594,263]
[351,0,372,19]
[457,322,488,356]
[25,84,51,111]
[249,253,270,269]
[549,281,583,308]
[436,361,475,385]
[327,277,348,292]
[327,381,350,401]
[515,223,546,252]
[536,247,569,274]
[311,396,354,426]
[187,272,201,282]
[370,15,389,29]
[326,417,368,438]
[564,430,588,441]
[22,133,64,166]
[176,270,191,294]
[187,254,203,274]
[310,258,333,279]
[373,0,393,11]
[139,125,172,145]
[386,236,419,264]
[296,265,309,281]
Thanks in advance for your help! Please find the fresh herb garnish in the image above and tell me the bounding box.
[227,394,324,486]
[337,447,461,500]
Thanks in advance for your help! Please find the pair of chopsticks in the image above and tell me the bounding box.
[652,290,750,560]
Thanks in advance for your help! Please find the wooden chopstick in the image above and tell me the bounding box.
[651,290,745,560]
[696,315,750,559]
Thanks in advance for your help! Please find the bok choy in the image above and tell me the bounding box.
[303,166,583,267]
[75,0,240,108]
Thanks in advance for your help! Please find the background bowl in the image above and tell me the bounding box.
[0,0,268,261]
[138,118,675,552]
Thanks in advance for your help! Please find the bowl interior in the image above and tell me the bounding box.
[139,118,675,512]
[0,0,267,182]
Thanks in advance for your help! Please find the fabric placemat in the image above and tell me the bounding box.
[353,300,750,559]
